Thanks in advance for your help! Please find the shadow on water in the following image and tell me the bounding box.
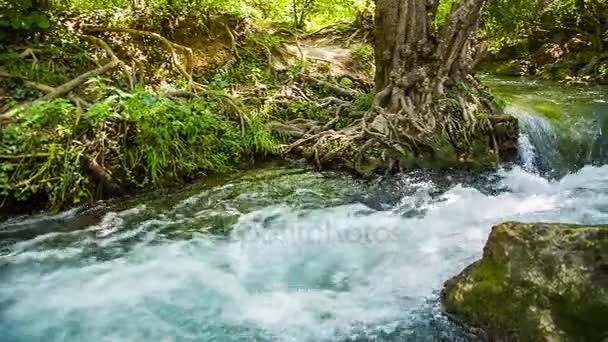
[0,77,607,341]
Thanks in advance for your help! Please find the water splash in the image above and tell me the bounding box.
[2,78,608,342]
[508,106,559,173]
[2,163,608,341]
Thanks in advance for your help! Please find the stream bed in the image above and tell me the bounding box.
[1,78,607,341]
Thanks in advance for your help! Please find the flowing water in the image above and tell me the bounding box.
[484,76,608,175]
[1,78,608,341]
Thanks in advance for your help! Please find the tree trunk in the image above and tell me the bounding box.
[286,0,518,174]
[374,0,485,117]
[364,0,515,168]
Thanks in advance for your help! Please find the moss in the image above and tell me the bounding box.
[552,288,608,341]
[445,258,522,335]
[444,223,608,341]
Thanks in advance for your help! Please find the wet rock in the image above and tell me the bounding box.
[489,115,519,162]
[442,222,608,341]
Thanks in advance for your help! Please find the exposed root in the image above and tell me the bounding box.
[82,35,134,90]
[221,23,241,61]
[85,27,206,92]
[18,48,39,61]
[270,75,517,175]
[319,96,349,107]
[86,158,123,195]
[302,75,361,99]
[0,71,91,108]
[161,89,250,134]
[0,61,120,120]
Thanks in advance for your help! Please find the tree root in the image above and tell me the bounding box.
[221,23,241,61]
[271,77,518,175]
[0,61,120,121]
[302,75,361,99]
[85,27,206,92]
[162,90,250,134]
[86,158,123,195]
[0,71,91,108]
[0,153,51,159]
[82,35,134,90]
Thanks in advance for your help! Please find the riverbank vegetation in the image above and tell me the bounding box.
[480,0,608,82]
[1,0,376,211]
[0,0,605,211]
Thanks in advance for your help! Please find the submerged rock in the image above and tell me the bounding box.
[442,222,608,341]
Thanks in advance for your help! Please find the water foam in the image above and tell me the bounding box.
[2,163,608,341]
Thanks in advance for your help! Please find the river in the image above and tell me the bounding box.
[1,77,607,341]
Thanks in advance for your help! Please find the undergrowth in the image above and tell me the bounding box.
[0,87,279,210]
[0,10,372,213]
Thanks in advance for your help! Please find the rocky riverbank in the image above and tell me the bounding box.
[442,222,608,341]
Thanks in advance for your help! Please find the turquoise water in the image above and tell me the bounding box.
[483,76,608,175]
[1,79,607,341]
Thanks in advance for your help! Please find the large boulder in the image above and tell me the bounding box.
[442,222,608,341]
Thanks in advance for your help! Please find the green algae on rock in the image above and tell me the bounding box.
[442,222,608,341]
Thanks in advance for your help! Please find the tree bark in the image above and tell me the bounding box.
[365,0,509,164]
[285,0,518,174]
[374,0,485,101]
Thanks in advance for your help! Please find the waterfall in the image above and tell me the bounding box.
[508,106,560,174]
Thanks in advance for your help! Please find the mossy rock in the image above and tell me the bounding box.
[442,222,608,341]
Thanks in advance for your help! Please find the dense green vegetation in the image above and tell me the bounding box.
[0,0,605,212]
[481,0,607,79]
[1,89,277,209]
[0,0,374,211]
